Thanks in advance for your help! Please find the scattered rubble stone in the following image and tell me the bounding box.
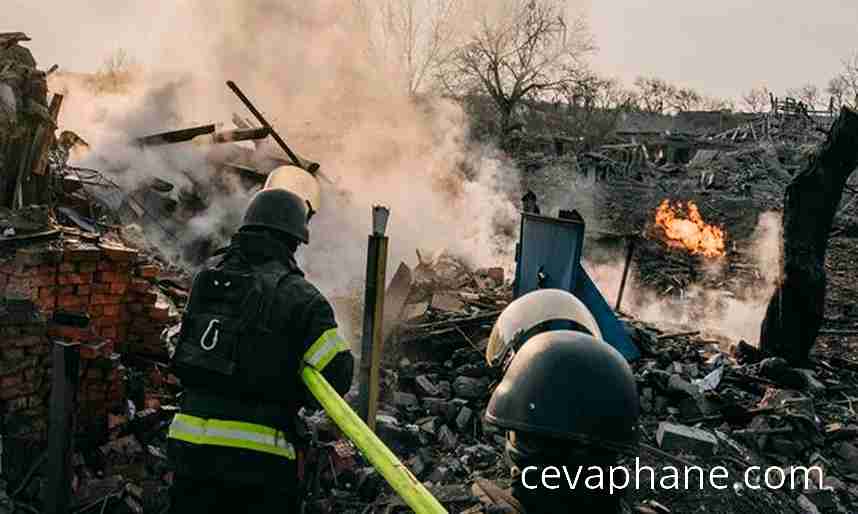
[757,357,808,389]
[656,422,718,455]
[453,376,490,399]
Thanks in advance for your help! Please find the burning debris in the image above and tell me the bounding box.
[654,199,727,258]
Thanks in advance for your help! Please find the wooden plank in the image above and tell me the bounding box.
[136,124,216,146]
[380,262,412,350]
[31,93,64,176]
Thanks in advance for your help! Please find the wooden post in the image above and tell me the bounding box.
[358,206,389,432]
[44,340,80,514]
[615,236,637,312]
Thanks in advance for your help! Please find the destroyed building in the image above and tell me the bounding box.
[1,26,858,514]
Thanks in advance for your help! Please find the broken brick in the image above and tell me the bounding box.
[136,265,159,278]
[99,243,138,262]
[97,261,115,272]
[78,261,98,273]
[96,271,129,284]
[57,294,85,309]
[58,272,93,285]
[90,294,122,305]
[64,245,101,262]
[129,278,151,294]
[109,282,128,295]
[91,283,110,294]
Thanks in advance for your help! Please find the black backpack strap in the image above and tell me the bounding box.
[256,268,293,335]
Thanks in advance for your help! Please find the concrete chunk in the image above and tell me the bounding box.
[656,422,718,456]
[394,391,419,408]
[455,406,473,430]
[430,292,465,312]
[453,376,488,399]
[416,375,440,397]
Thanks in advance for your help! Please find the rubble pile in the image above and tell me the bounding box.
[0,224,182,512]
[294,260,513,513]
[297,258,858,513]
[625,320,858,512]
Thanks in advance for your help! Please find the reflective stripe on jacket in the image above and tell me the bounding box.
[169,413,296,459]
[168,328,349,457]
[303,328,349,371]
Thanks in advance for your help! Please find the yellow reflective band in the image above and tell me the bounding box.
[303,328,348,371]
[168,413,295,459]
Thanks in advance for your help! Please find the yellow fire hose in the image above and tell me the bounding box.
[301,366,448,514]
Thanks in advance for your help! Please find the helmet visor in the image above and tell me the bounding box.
[486,289,602,367]
[263,165,321,215]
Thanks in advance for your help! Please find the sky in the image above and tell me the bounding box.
[6,0,858,103]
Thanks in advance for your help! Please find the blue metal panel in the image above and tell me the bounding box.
[573,264,641,361]
[512,211,640,362]
[513,213,585,297]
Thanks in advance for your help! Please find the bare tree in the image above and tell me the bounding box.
[561,71,634,147]
[827,52,858,111]
[562,72,634,112]
[630,77,733,114]
[741,85,771,113]
[827,76,850,111]
[668,87,702,113]
[699,96,734,112]
[439,0,594,134]
[359,0,464,96]
[632,77,676,114]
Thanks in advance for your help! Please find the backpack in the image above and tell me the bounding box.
[172,265,286,392]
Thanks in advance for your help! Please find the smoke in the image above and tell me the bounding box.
[585,211,783,345]
[49,1,521,304]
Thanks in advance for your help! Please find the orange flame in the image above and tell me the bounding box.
[654,199,726,257]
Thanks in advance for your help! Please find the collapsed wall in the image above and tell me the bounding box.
[0,238,174,444]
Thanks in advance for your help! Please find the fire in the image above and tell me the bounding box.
[654,199,726,257]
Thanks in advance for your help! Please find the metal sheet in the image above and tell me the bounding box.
[513,212,584,297]
[573,264,641,361]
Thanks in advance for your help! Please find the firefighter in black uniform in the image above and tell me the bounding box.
[166,181,354,513]
[476,289,640,513]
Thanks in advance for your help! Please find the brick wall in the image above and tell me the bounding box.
[0,302,51,441]
[0,239,177,440]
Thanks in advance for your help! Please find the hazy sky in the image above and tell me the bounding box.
[7,0,858,102]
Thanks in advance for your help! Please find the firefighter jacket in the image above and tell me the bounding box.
[167,230,354,487]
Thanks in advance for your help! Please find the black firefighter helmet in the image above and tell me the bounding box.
[241,166,321,244]
[241,188,311,244]
[485,330,640,451]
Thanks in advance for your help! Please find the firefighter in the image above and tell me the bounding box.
[167,174,354,513]
[477,289,640,513]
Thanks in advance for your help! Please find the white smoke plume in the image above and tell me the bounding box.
[49,1,522,307]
